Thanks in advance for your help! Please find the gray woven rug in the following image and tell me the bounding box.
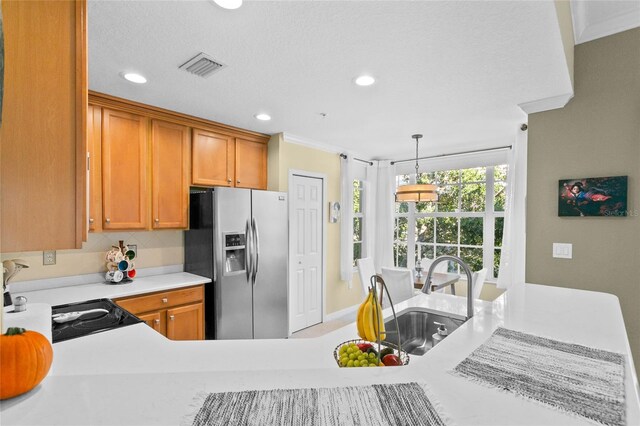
[184,382,447,426]
[452,327,625,426]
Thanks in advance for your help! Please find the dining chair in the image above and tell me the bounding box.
[420,257,449,293]
[380,267,415,308]
[471,267,488,300]
[356,257,377,297]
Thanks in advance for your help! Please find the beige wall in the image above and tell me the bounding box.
[526,29,640,373]
[1,231,184,285]
[268,134,364,314]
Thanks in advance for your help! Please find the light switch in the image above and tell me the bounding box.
[552,243,572,259]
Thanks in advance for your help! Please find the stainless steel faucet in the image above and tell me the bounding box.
[421,255,474,320]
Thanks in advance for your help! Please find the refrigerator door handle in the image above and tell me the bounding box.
[251,217,260,285]
[245,219,253,283]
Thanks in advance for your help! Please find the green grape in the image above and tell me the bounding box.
[349,353,357,360]
[346,347,354,354]
[353,360,360,367]
[347,360,354,367]
[341,357,349,366]
[360,361,369,367]
[357,355,365,361]
[339,346,347,354]
[356,350,363,356]
[368,363,377,367]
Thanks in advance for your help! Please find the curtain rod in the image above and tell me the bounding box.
[339,153,374,166]
[390,145,512,165]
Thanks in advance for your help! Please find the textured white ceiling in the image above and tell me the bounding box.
[88,0,572,160]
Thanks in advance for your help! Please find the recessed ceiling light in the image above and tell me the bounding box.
[255,113,271,121]
[122,72,147,84]
[355,75,375,86]
[213,0,242,10]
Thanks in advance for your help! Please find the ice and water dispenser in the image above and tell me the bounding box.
[223,233,246,275]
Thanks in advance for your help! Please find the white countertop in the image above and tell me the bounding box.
[12,272,211,306]
[2,282,639,425]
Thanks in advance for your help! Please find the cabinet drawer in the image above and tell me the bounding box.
[115,285,204,314]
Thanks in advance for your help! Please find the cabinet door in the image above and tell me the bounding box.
[191,129,234,187]
[0,0,87,252]
[151,120,190,229]
[87,105,102,232]
[235,138,267,190]
[137,311,166,336]
[101,108,148,230]
[166,303,204,341]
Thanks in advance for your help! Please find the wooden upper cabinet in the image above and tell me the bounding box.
[235,138,267,190]
[191,129,234,187]
[87,105,102,232]
[101,109,148,230]
[151,120,190,229]
[0,0,87,252]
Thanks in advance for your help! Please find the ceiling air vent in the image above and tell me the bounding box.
[179,53,225,78]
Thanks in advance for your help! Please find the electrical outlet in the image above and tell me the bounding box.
[43,250,56,265]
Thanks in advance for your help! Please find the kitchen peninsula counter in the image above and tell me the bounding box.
[2,284,639,425]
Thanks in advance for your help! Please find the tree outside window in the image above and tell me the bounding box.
[394,165,507,279]
[353,179,364,265]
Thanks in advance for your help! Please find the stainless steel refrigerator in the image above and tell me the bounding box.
[184,187,289,340]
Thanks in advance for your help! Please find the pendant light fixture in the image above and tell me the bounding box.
[395,134,438,202]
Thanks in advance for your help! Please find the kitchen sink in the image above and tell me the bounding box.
[381,309,465,356]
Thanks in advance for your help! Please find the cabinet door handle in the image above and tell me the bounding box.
[227,178,232,183]
[162,298,168,303]
[89,218,94,224]
[169,315,175,321]
[154,218,160,223]
[154,319,160,325]
[105,218,110,224]
[236,180,240,184]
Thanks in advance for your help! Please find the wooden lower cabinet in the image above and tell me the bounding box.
[137,311,165,335]
[114,284,205,340]
[167,303,204,340]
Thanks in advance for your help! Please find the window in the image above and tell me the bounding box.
[353,179,364,265]
[393,165,507,280]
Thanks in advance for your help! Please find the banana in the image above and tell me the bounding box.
[356,290,371,340]
[362,293,376,342]
[372,295,386,341]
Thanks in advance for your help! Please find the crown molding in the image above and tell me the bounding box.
[518,92,574,115]
[281,132,346,155]
[571,0,640,45]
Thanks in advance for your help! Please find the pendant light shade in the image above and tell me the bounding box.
[395,134,439,203]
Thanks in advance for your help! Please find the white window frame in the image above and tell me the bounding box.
[393,165,507,281]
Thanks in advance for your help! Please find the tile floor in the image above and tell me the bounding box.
[290,311,358,339]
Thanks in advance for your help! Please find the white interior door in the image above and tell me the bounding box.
[289,174,323,333]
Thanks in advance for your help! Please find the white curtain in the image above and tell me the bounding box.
[497,128,528,289]
[374,161,396,273]
[340,156,354,282]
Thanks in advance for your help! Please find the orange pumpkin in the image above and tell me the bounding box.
[0,327,53,400]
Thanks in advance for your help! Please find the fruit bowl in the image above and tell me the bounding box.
[333,339,410,368]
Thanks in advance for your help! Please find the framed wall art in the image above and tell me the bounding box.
[558,176,628,217]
